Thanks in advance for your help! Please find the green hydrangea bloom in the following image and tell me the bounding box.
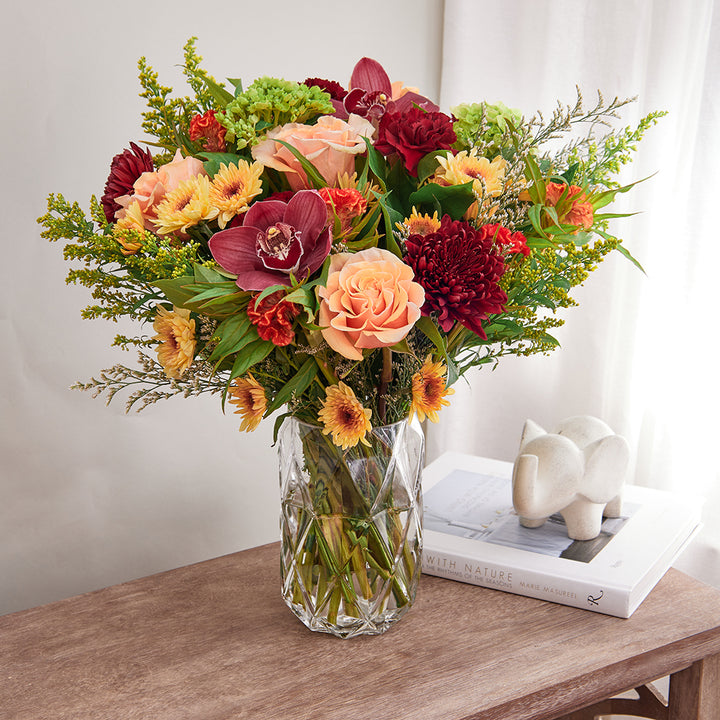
[218,78,334,150]
[452,101,523,154]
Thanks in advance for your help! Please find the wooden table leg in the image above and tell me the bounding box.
[668,654,720,719]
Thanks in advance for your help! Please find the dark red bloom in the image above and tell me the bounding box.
[303,77,347,101]
[100,142,154,222]
[332,57,439,121]
[375,108,456,176]
[209,190,332,291]
[404,216,507,337]
[189,110,226,152]
[247,291,302,346]
[481,223,531,257]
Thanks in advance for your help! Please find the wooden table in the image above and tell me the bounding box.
[1,542,719,720]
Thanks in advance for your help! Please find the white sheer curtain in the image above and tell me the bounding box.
[432,0,720,586]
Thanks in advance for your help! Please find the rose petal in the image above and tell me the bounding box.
[319,303,364,361]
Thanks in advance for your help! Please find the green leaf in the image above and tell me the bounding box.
[408,182,475,221]
[221,338,275,410]
[208,313,254,363]
[228,339,274,380]
[415,316,459,386]
[362,137,387,191]
[615,243,646,273]
[374,192,403,257]
[153,275,195,308]
[227,77,243,95]
[200,76,234,107]
[273,139,327,189]
[416,150,448,183]
[198,152,243,177]
[265,357,318,415]
[272,412,292,444]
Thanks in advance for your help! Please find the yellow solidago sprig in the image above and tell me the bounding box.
[153,305,197,378]
[319,382,373,450]
[209,160,264,229]
[228,375,268,432]
[409,357,454,423]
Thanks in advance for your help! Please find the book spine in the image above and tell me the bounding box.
[422,548,630,618]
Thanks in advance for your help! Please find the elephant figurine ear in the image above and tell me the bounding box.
[583,435,631,503]
[519,419,546,451]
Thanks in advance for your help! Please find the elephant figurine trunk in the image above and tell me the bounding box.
[511,416,630,541]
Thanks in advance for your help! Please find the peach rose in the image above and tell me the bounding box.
[115,150,206,229]
[252,115,375,191]
[317,248,425,361]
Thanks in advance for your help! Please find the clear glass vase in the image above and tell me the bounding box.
[278,417,424,638]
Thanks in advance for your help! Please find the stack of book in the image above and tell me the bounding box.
[421,452,702,618]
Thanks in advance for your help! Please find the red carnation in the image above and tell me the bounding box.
[247,291,302,347]
[189,110,227,152]
[404,216,507,337]
[318,187,367,232]
[481,223,530,257]
[100,142,155,223]
[375,107,456,176]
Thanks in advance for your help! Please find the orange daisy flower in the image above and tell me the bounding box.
[409,357,454,423]
[228,374,267,432]
[318,382,373,450]
[152,306,196,378]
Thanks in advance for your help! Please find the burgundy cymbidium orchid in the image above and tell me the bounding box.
[208,190,332,291]
[332,57,439,121]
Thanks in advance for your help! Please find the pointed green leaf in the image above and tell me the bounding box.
[265,357,318,415]
[273,139,327,189]
[153,275,195,308]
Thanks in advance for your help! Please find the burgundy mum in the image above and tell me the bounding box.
[100,142,155,223]
[208,190,332,291]
[404,216,507,337]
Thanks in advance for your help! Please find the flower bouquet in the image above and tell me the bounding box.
[40,39,661,636]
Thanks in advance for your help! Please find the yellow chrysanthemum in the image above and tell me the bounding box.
[209,161,264,229]
[152,306,196,379]
[409,357,455,423]
[434,149,507,197]
[318,382,373,450]
[113,201,145,255]
[154,174,219,235]
[397,208,441,237]
[227,374,267,432]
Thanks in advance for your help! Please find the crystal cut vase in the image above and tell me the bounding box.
[278,417,424,638]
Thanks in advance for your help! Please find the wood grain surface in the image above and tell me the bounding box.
[1,542,719,720]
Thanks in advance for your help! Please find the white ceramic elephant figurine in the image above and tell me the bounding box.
[511,416,630,541]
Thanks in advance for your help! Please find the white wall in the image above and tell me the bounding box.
[1,0,444,615]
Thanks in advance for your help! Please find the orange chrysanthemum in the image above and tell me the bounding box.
[227,374,268,432]
[113,200,145,255]
[152,306,196,378]
[209,161,264,229]
[318,382,372,450]
[409,357,454,423]
[154,174,219,235]
[397,208,441,237]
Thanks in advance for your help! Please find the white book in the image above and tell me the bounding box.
[421,452,703,618]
